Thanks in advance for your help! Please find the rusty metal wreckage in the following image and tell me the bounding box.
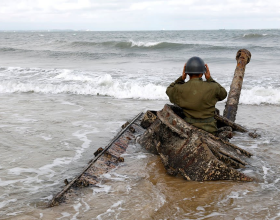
[49,49,254,207]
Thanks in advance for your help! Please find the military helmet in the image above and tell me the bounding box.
[185,56,206,74]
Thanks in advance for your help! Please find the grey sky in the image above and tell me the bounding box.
[0,0,279,30]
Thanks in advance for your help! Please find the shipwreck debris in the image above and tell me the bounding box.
[48,49,256,207]
[48,112,145,207]
[93,147,104,157]
[223,49,251,122]
[138,104,253,181]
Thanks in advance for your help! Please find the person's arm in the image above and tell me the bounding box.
[216,84,227,101]
[166,76,183,105]
[204,64,227,101]
[166,64,186,104]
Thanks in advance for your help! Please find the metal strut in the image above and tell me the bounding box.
[88,111,143,164]
[49,111,143,207]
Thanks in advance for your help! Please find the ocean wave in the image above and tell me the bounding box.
[240,33,279,41]
[71,40,162,48]
[243,33,268,38]
[0,69,168,100]
[1,79,279,104]
[239,86,280,105]
[0,47,17,52]
[0,67,279,104]
[229,32,280,46]
[70,41,102,47]
[66,39,276,51]
[0,46,121,59]
[69,40,196,50]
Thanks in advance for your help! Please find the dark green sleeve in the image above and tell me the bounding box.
[207,77,227,101]
[166,76,184,105]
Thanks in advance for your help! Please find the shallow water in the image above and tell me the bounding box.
[0,30,280,219]
[1,98,280,220]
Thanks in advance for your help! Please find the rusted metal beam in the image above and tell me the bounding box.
[215,114,248,133]
[223,49,251,122]
[48,112,145,207]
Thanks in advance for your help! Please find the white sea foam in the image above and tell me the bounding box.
[72,202,82,220]
[274,178,280,184]
[0,178,21,186]
[242,169,254,174]
[112,200,123,208]
[102,173,128,181]
[196,206,205,211]
[81,198,90,212]
[239,86,280,105]
[2,119,100,200]
[1,67,280,104]
[129,39,161,47]
[102,173,111,179]
[217,190,248,207]
[242,33,269,38]
[71,129,98,161]
[0,67,168,100]
[96,200,124,220]
[201,212,226,219]
[136,154,147,159]
[93,184,112,194]
[228,191,243,199]
[263,166,270,175]
[42,195,53,201]
[6,156,82,189]
[8,167,39,176]
[56,212,71,220]
[270,213,280,220]
[0,198,17,209]
[6,211,24,216]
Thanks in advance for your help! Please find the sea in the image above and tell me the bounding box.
[0,29,279,220]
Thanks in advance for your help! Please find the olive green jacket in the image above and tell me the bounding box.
[166,76,227,133]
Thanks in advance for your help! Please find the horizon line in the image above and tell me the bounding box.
[0,28,279,32]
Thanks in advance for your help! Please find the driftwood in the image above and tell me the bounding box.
[223,49,251,122]
[138,105,253,181]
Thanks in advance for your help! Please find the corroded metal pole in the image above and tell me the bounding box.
[223,49,251,122]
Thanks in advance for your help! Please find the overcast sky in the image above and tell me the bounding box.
[0,0,279,30]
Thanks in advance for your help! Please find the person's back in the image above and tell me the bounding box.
[166,57,227,134]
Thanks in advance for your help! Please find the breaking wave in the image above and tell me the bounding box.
[230,32,280,46]
[70,40,194,50]
[239,86,280,105]
[0,67,279,104]
[238,33,280,42]
[1,79,279,104]
[243,33,269,38]
[0,68,168,100]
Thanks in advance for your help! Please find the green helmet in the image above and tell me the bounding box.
[185,56,206,74]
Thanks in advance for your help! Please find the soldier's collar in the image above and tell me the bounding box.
[189,78,203,81]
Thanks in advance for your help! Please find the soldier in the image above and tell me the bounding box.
[166,57,227,134]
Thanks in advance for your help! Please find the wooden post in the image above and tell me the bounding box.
[223,49,251,122]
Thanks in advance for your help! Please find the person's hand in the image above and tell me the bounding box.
[205,64,211,80]
[182,63,187,80]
